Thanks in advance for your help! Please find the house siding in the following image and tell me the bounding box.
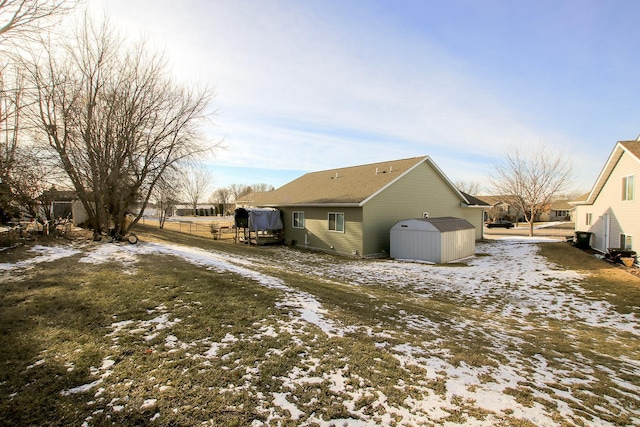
[575,152,639,252]
[362,163,482,256]
[280,207,364,255]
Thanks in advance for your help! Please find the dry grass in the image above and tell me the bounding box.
[0,227,638,426]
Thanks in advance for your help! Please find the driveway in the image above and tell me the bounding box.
[484,221,574,239]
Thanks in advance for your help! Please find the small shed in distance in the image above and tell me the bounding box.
[390,217,476,263]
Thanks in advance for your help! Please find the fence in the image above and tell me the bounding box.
[138,217,235,240]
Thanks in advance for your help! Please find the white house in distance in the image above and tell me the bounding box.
[572,139,639,253]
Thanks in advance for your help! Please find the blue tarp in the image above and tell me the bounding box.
[235,208,283,231]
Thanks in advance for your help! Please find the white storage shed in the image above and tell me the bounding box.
[390,217,476,263]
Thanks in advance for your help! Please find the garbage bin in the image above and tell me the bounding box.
[574,231,592,249]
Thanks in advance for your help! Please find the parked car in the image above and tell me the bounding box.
[487,220,514,229]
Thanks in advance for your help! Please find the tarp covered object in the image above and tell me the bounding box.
[249,208,283,231]
[234,208,249,228]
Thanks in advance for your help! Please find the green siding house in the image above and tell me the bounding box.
[252,156,487,257]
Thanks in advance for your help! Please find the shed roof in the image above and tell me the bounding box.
[394,217,475,232]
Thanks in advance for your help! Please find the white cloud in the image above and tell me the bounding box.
[83,1,612,190]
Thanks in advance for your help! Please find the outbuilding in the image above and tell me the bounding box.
[390,217,476,263]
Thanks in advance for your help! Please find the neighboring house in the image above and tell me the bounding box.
[252,156,488,257]
[479,196,574,223]
[46,190,89,225]
[571,139,639,253]
[477,195,523,222]
[539,200,574,222]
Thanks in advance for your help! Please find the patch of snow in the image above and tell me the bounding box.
[141,399,157,409]
[0,245,80,273]
[272,392,304,420]
[60,379,103,396]
[26,359,45,369]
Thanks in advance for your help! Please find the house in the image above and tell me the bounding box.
[539,200,574,222]
[45,190,89,225]
[477,195,523,222]
[571,139,639,253]
[252,156,488,257]
[479,195,574,223]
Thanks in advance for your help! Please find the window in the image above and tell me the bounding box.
[292,211,305,229]
[622,175,634,201]
[585,213,592,226]
[620,234,633,250]
[328,212,344,232]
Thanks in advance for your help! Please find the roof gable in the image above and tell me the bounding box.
[583,140,640,204]
[254,156,470,207]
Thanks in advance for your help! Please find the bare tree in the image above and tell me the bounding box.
[0,64,23,187]
[0,0,79,45]
[0,1,79,223]
[0,63,43,221]
[8,144,63,220]
[210,186,231,205]
[181,166,212,216]
[210,186,231,215]
[227,182,273,202]
[153,169,179,229]
[228,183,252,202]
[490,145,573,236]
[454,179,482,196]
[249,182,275,193]
[26,16,215,238]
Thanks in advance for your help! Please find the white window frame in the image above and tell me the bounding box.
[622,175,634,201]
[620,234,632,250]
[585,213,592,226]
[292,211,305,229]
[328,212,345,233]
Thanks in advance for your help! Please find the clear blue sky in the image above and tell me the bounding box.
[87,0,640,194]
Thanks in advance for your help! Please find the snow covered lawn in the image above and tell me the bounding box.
[0,235,638,426]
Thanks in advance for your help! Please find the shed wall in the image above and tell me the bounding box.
[439,228,476,263]
[390,229,441,262]
[390,221,476,263]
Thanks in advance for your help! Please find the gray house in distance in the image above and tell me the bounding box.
[252,156,487,257]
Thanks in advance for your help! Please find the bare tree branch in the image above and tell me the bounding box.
[0,0,80,46]
[181,166,212,216]
[489,145,573,236]
[25,15,217,237]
